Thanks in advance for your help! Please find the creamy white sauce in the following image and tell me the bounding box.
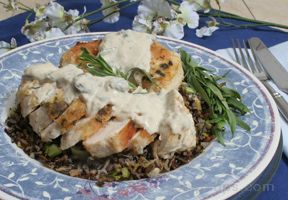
[24,64,83,104]
[47,64,83,103]
[72,73,195,135]
[24,63,57,81]
[99,30,154,72]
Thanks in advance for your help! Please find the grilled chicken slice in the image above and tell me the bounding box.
[29,106,52,135]
[17,81,57,117]
[83,119,136,158]
[41,122,62,142]
[128,129,154,154]
[55,98,86,133]
[60,117,102,150]
[39,98,86,141]
[148,42,183,91]
[156,90,197,158]
[60,105,113,150]
[60,40,183,91]
[27,89,67,139]
[43,90,68,120]
[60,40,102,70]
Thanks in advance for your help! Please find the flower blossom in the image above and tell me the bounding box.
[0,38,17,55]
[133,0,185,39]
[164,21,185,39]
[177,1,199,29]
[133,0,205,39]
[196,18,219,38]
[21,1,89,42]
[100,0,120,23]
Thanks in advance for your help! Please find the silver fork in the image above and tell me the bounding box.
[232,39,288,122]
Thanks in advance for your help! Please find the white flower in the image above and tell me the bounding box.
[164,21,185,39]
[44,28,65,39]
[34,5,46,18]
[21,1,89,41]
[152,19,165,34]
[42,1,65,20]
[178,1,199,29]
[196,26,219,38]
[100,0,120,23]
[0,38,17,55]
[21,19,49,42]
[188,0,212,12]
[132,0,174,35]
[132,14,152,33]
[64,19,89,35]
[137,0,173,19]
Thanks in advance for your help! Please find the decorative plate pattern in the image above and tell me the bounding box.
[0,33,281,200]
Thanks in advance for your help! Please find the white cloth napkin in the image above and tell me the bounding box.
[216,41,288,157]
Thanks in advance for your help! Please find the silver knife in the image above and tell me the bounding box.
[248,37,288,93]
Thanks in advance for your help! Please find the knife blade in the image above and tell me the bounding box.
[248,37,288,93]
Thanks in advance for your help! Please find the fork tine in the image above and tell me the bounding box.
[236,39,249,69]
[248,42,265,73]
[243,40,256,72]
[232,39,241,64]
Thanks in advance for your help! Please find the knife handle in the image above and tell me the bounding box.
[263,81,288,122]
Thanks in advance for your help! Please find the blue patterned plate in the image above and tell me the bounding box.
[0,33,281,200]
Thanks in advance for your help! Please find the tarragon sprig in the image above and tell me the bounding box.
[180,49,250,144]
[79,48,155,90]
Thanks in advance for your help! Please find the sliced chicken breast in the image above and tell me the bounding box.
[157,90,197,158]
[17,81,57,117]
[29,106,53,135]
[83,119,136,158]
[60,117,102,150]
[40,122,62,142]
[55,98,86,133]
[148,42,183,91]
[59,40,183,91]
[27,89,67,137]
[60,40,102,70]
[60,105,113,150]
[128,129,154,154]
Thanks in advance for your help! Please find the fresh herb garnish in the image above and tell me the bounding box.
[180,50,250,144]
[79,48,155,89]
[44,143,62,158]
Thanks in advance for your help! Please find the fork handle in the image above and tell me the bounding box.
[262,81,288,122]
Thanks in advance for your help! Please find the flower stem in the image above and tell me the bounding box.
[201,10,288,30]
[17,2,34,12]
[88,0,140,26]
[0,1,33,12]
[68,0,132,28]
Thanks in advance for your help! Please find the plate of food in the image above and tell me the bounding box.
[0,30,281,200]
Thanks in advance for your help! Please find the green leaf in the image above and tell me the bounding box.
[227,98,249,114]
[191,76,212,111]
[121,167,130,178]
[45,144,62,158]
[226,109,237,134]
[214,130,225,145]
[236,117,251,131]
[221,87,241,99]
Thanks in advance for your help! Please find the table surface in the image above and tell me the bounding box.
[1,0,288,29]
